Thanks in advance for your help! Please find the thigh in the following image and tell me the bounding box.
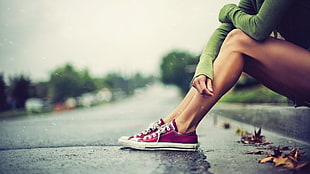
[242,37,310,102]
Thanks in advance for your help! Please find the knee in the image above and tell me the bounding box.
[223,29,253,52]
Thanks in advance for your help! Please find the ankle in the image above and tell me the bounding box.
[162,118,170,124]
[163,114,176,124]
[175,119,196,134]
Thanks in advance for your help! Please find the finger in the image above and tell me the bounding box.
[196,80,204,94]
[199,78,208,95]
[207,78,214,93]
[192,79,202,94]
[201,79,213,96]
[202,88,213,96]
[194,75,209,95]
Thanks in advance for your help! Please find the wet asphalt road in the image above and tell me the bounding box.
[0,84,309,174]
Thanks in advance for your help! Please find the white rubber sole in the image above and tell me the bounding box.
[129,141,199,151]
[118,136,131,147]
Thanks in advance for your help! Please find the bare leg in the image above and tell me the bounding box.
[163,88,196,123]
[174,30,245,134]
[242,39,310,103]
[163,28,244,124]
[168,29,310,134]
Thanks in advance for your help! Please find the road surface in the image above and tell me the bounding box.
[0,84,309,174]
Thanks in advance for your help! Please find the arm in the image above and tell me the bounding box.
[193,0,259,95]
[219,0,294,41]
[192,23,234,95]
[194,0,257,80]
[194,23,235,80]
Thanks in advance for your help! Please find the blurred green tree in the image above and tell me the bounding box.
[33,82,49,99]
[49,64,97,102]
[79,69,97,94]
[160,50,198,94]
[8,75,31,108]
[128,72,154,90]
[103,72,130,95]
[0,74,7,111]
[48,63,156,102]
[101,72,155,97]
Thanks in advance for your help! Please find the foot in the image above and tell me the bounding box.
[118,118,165,146]
[128,120,198,151]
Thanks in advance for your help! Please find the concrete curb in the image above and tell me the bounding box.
[210,104,310,143]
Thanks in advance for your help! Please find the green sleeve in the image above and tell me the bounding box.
[219,0,294,41]
[194,23,235,80]
[193,0,256,80]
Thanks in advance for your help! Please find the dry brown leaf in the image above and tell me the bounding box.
[273,146,282,157]
[287,147,298,160]
[239,128,272,145]
[236,128,249,135]
[285,147,304,161]
[273,156,290,167]
[257,156,274,163]
[282,160,309,170]
[238,128,309,171]
[246,151,264,155]
[257,147,309,170]
[292,162,309,170]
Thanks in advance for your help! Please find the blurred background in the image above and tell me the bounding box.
[0,0,288,118]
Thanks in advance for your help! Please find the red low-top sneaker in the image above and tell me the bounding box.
[129,120,198,151]
[118,118,165,146]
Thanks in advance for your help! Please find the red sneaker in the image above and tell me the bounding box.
[129,120,198,151]
[118,118,165,146]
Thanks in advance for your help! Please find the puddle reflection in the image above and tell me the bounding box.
[120,147,212,174]
[150,150,211,174]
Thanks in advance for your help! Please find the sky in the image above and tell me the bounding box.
[0,0,237,82]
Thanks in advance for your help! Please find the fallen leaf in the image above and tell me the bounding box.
[246,151,264,155]
[292,162,309,170]
[273,146,282,157]
[285,147,304,162]
[260,141,272,146]
[254,128,262,139]
[288,147,298,160]
[273,156,290,167]
[236,128,249,135]
[239,128,272,145]
[257,156,274,163]
[257,146,309,170]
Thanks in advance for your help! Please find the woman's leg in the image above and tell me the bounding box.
[242,39,310,104]
[171,29,310,134]
[173,30,245,134]
[162,88,196,123]
[162,29,245,124]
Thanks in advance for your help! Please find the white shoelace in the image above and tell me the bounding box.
[144,123,171,142]
[135,120,161,137]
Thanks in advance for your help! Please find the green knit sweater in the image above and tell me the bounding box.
[194,0,310,80]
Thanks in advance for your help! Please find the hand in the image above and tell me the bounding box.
[192,75,214,96]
